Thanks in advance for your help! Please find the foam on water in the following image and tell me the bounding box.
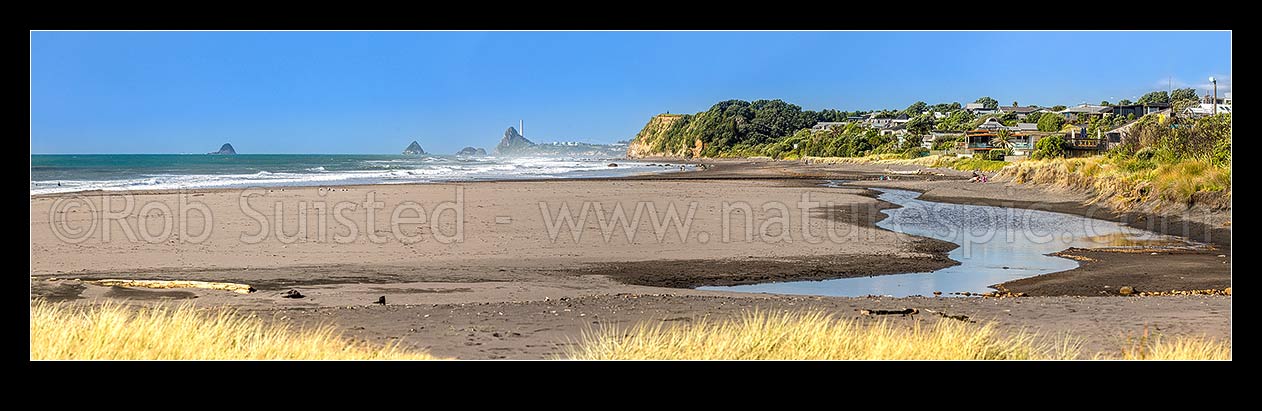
[31,155,684,195]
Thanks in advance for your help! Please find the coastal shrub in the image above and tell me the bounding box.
[983,149,1009,161]
[1031,135,1068,159]
[904,147,930,158]
[931,136,961,151]
[570,310,1080,360]
[1037,114,1065,132]
[30,300,433,360]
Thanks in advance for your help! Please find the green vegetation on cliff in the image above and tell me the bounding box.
[627,99,914,159]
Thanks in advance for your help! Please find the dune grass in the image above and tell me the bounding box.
[30,300,433,360]
[1119,334,1232,360]
[568,310,1081,360]
[1001,156,1230,212]
[803,154,1009,172]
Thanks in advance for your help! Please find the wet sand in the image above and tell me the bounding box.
[30,159,1231,359]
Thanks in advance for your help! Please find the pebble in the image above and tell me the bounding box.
[1119,286,1134,296]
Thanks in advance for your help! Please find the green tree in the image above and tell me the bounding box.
[974,96,999,109]
[1037,113,1066,132]
[1032,135,1068,159]
[1101,100,1112,106]
[1137,91,1170,105]
[1171,87,1199,104]
[1024,112,1045,124]
[903,101,928,116]
[1119,99,1133,105]
[1051,105,1067,111]
[905,113,934,136]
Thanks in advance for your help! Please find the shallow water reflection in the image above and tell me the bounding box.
[698,186,1189,297]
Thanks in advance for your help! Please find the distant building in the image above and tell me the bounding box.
[867,113,909,129]
[922,130,961,149]
[811,122,849,131]
[1015,122,1039,132]
[1104,108,1171,149]
[879,124,908,137]
[965,103,996,115]
[997,104,1040,120]
[1184,103,1231,118]
[1109,103,1170,119]
[1058,104,1111,121]
[960,119,1034,156]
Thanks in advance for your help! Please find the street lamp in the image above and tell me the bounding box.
[1209,77,1218,116]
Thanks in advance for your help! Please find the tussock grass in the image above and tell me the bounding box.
[568,310,1080,360]
[1118,335,1232,360]
[804,154,1009,172]
[30,300,433,360]
[1001,156,1230,211]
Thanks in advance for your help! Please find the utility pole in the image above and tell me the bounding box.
[1210,77,1218,116]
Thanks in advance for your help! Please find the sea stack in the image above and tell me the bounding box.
[457,146,488,156]
[402,141,426,155]
[209,143,236,155]
[494,127,534,155]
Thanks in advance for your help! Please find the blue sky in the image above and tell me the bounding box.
[31,31,1231,154]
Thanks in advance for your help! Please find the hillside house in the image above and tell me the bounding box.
[997,104,1040,120]
[965,103,996,116]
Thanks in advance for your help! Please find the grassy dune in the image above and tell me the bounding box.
[569,310,1081,360]
[29,300,433,360]
[31,302,1229,360]
[1120,335,1233,360]
[1001,157,1230,212]
[803,154,1010,172]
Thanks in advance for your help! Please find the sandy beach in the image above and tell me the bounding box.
[30,160,1232,359]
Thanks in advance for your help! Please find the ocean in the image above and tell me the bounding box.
[30,154,684,195]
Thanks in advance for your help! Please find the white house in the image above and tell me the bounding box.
[965,103,996,115]
[1183,103,1231,118]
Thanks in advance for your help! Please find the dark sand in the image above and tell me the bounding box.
[30,158,1231,359]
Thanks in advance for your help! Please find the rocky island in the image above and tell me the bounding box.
[208,143,236,155]
[494,127,626,157]
[402,141,426,155]
[457,146,488,156]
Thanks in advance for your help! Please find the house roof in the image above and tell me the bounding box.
[976,117,1007,130]
[1060,104,1110,114]
[1016,122,1038,131]
[1185,104,1231,115]
[964,103,985,110]
[999,106,1039,114]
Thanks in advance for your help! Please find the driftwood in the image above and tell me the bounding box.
[859,308,919,317]
[921,309,974,323]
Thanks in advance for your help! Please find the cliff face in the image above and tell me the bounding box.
[494,127,534,155]
[403,141,426,155]
[626,114,693,158]
[209,143,236,155]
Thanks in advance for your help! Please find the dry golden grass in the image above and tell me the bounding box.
[568,310,1081,360]
[803,154,1010,172]
[1118,335,1232,360]
[30,300,434,360]
[1000,156,1230,212]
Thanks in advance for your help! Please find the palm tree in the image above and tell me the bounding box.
[990,130,1015,150]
